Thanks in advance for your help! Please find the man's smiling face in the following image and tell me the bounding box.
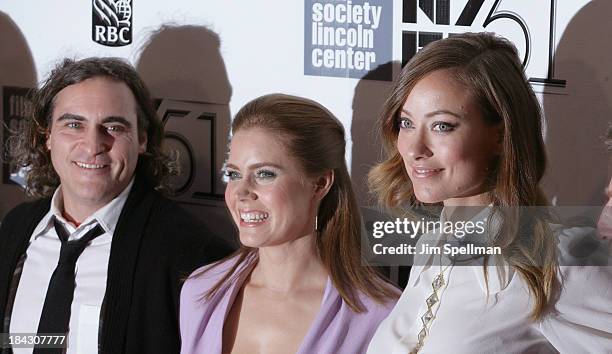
[46,76,146,215]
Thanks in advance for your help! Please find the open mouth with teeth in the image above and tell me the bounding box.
[412,167,444,178]
[74,162,108,170]
[239,211,269,223]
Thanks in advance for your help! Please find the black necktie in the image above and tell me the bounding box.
[33,219,104,353]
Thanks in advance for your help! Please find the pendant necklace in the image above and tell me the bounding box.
[410,255,454,354]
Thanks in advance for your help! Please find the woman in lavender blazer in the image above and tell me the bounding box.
[180,94,398,354]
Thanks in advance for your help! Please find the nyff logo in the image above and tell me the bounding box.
[400,0,566,87]
[92,0,132,47]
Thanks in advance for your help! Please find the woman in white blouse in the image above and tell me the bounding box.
[366,32,612,353]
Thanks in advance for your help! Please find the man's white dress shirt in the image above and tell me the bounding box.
[367,207,612,353]
[9,180,133,354]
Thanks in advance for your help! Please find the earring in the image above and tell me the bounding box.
[314,215,318,231]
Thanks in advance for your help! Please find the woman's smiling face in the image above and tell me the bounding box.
[224,128,319,248]
[396,69,501,206]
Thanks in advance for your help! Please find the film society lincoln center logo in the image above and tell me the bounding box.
[92,0,132,46]
[304,0,392,81]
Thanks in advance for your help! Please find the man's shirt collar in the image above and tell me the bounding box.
[30,178,135,239]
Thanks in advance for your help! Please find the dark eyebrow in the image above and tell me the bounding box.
[56,113,85,121]
[101,116,132,128]
[56,114,132,128]
[225,162,284,170]
[426,110,464,119]
[400,109,464,119]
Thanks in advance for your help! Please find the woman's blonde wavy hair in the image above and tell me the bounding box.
[369,32,557,320]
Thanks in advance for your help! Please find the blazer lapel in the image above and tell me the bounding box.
[0,199,50,335]
[99,177,156,353]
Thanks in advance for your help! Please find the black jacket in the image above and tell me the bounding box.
[0,177,233,353]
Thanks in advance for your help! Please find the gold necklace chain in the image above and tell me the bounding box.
[410,256,453,354]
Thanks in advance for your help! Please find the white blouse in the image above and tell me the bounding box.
[367,208,612,354]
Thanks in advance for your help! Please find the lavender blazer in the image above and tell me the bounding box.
[179,253,397,354]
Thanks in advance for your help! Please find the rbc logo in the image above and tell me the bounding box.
[92,0,132,47]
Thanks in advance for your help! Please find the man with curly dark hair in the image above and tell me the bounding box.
[0,57,231,354]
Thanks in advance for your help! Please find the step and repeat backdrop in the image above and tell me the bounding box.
[0,0,609,238]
